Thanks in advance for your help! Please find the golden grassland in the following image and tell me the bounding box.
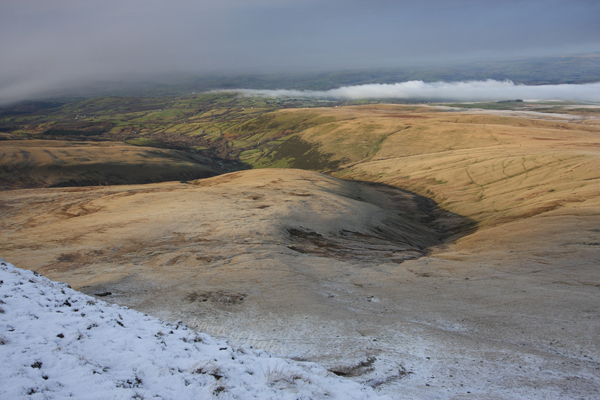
[260,105,600,230]
[3,103,599,253]
[0,139,217,189]
[1,104,600,397]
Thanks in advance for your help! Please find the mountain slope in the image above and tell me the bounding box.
[0,140,218,190]
[0,260,385,399]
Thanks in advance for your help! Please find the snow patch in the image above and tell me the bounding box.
[0,260,387,399]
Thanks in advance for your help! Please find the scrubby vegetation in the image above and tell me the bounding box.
[2,91,600,229]
[0,94,338,166]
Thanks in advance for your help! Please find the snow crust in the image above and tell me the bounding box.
[0,260,387,399]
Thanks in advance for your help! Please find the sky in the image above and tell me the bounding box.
[1,0,599,104]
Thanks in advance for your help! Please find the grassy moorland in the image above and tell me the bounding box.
[3,93,600,238]
[0,93,344,168]
[2,101,600,399]
[2,83,600,400]
[241,105,600,231]
[0,94,315,187]
[2,94,600,227]
[0,139,218,190]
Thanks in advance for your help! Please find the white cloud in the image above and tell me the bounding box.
[223,80,600,102]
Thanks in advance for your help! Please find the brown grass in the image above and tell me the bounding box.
[260,106,600,232]
[0,140,217,189]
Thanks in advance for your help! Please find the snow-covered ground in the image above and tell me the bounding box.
[0,260,387,400]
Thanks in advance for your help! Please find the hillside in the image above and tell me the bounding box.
[0,140,218,189]
[236,105,600,228]
[0,260,384,399]
[1,104,599,399]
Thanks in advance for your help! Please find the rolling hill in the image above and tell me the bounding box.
[0,139,218,189]
[1,103,599,399]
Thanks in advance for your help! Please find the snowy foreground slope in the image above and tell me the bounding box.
[0,261,387,400]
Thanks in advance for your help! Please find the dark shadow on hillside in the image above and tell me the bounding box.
[281,176,477,263]
[345,179,477,246]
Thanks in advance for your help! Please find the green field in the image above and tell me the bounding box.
[0,93,349,171]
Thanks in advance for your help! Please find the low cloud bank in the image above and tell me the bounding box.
[223,80,600,102]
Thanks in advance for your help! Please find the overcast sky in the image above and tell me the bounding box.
[1,0,599,103]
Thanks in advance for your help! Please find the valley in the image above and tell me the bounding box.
[1,100,600,399]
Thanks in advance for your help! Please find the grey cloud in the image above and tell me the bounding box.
[1,0,599,104]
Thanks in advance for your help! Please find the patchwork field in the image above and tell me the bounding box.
[1,103,599,399]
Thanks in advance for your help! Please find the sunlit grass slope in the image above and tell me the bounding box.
[243,105,600,230]
[0,140,217,189]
